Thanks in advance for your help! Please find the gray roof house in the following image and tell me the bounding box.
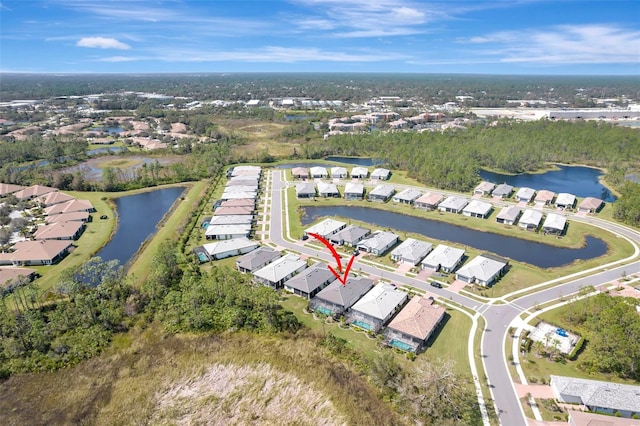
[421,244,465,273]
[202,238,258,260]
[392,188,422,204]
[438,196,468,214]
[253,254,307,289]
[519,209,543,231]
[310,276,374,316]
[349,283,408,332]
[550,375,640,418]
[474,181,495,196]
[223,184,258,193]
[368,184,395,202]
[456,254,509,287]
[390,238,433,265]
[209,215,254,226]
[370,168,391,180]
[284,263,336,299]
[317,181,340,198]
[329,225,371,247]
[304,218,346,238]
[236,246,281,273]
[309,166,328,178]
[414,192,444,210]
[295,182,316,199]
[542,213,567,234]
[556,192,577,209]
[515,187,536,203]
[220,190,257,201]
[357,231,399,256]
[351,167,369,179]
[492,183,514,199]
[462,200,493,218]
[330,166,348,179]
[205,224,252,240]
[384,297,446,353]
[496,206,521,225]
[344,182,365,200]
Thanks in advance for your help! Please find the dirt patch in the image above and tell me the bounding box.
[58,155,183,181]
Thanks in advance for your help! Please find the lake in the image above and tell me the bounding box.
[480,165,616,202]
[276,162,332,169]
[300,206,607,268]
[324,156,385,166]
[96,187,185,267]
[89,126,124,134]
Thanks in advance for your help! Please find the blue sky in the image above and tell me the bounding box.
[1,0,639,74]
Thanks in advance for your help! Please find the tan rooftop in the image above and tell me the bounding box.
[0,267,36,289]
[0,240,72,264]
[0,183,25,196]
[45,211,90,223]
[14,185,57,200]
[534,189,556,203]
[45,199,94,216]
[415,192,444,206]
[34,221,84,240]
[38,191,75,206]
[387,296,445,340]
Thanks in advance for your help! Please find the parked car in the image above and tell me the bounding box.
[430,282,442,288]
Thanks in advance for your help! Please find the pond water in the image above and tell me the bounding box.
[96,187,185,267]
[87,146,127,156]
[275,162,332,169]
[88,126,124,134]
[480,165,616,202]
[284,115,315,121]
[300,206,607,268]
[324,156,385,166]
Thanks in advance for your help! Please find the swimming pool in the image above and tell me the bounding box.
[351,320,373,331]
[197,252,209,262]
[316,306,333,316]
[389,339,415,352]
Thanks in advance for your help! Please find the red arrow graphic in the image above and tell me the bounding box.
[307,232,356,285]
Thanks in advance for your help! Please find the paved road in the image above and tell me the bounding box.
[267,170,640,426]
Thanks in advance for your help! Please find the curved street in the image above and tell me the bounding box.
[265,170,640,426]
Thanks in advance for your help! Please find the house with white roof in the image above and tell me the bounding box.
[310,276,374,316]
[421,244,465,273]
[0,240,72,266]
[370,168,391,181]
[317,181,340,198]
[462,200,493,218]
[310,166,328,179]
[357,231,399,256]
[253,254,307,289]
[351,167,369,179]
[495,206,521,225]
[344,182,365,200]
[392,188,421,205]
[384,297,446,353]
[208,215,254,226]
[202,238,258,260]
[304,218,346,239]
[556,192,577,209]
[438,196,468,214]
[519,209,543,231]
[283,263,335,299]
[348,283,408,332]
[550,375,640,418]
[329,225,371,247]
[368,184,395,202]
[515,187,536,203]
[456,254,509,287]
[220,190,257,201]
[236,246,281,273]
[390,238,433,265]
[542,213,567,235]
[330,166,348,179]
[295,182,316,199]
[205,224,252,240]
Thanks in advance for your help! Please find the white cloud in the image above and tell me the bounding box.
[77,37,131,49]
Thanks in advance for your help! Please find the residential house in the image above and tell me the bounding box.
[370,168,391,181]
[384,297,446,353]
[462,200,493,218]
[578,197,604,214]
[317,182,340,198]
[348,283,408,332]
[295,182,316,199]
[492,183,514,199]
[230,165,262,178]
[14,184,57,200]
[222,184,258,193]
[329,225,371,247]
[226,178,260,187]
[0,183,25,197]
[351,167,369,179]
[344,182,365,200]
[220,190,257,201]
[304,218,346,239]
[291,167,309,180]
[367,184,395,202]
[214,206,254,216]
[519,209,543,231]
[392,188,421,205]
[0,240,73,266]
[495,206,521,225]
[0,266,36,292]
[556,193,577,210]
[283,263,335,299]
[357,231,399,256]
[309,166,328,179]
[456,254,509,287]
[542,213,567,235]
[438,196,468,214]
[44,199,95,216]
[474,181,495,196]
[534,190,556,206]
[390,238,433,265]
[208,215,254,226]
[550,375,640,418]
[253,254,307,289]
[218,199,255,209]
[515,187,536,203]
[205,224,252,240]
[38,191,75,207]
[421,244,465,273]
[310,276,374,316]
[202,238,258,260]
[34,221,85,240]
[236,246,281,273]
[568,411,640,426]
[414,192,444,210]
[330,167,348,179]
[45,211,90,223]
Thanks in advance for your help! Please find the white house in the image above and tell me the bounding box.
[421,244,465,273]
[202,238,258,260]
[456,254,508,287]
[357,231,399,256]
[253,254,307,289]
[390,238,433,265]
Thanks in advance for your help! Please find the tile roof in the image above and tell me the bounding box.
[314,276,374,308]
[520,209,543,226]
[386,297,446,341]
[551,375,640,413]
[235,246,280,271]
[344,182,364,194]
[44,199,94,216]
[284,263,335,294]
[0,240,72,263]
[38,191,75,206]
[34,221,84,240]
[14,185,57,200]
[0,183,25,196]
[542,213,566,231]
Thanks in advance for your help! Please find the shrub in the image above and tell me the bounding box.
[567,337,585,360]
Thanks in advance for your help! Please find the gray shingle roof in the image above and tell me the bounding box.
[284,263,335,294]
[551,375,640,413]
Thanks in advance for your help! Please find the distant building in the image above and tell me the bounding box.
[329,225,371,247]
[317,181,340,198]
[414,192,444,210]
[351,167,369,179]
[295,182,316,199]
[534,189,556,206]
[370,168,391,181]
[291,167,309,180]
[330,167,348,179]
[202,238,258,260]
[253,254,307,289]
[309,166,328,179]
[236,246,281,273]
